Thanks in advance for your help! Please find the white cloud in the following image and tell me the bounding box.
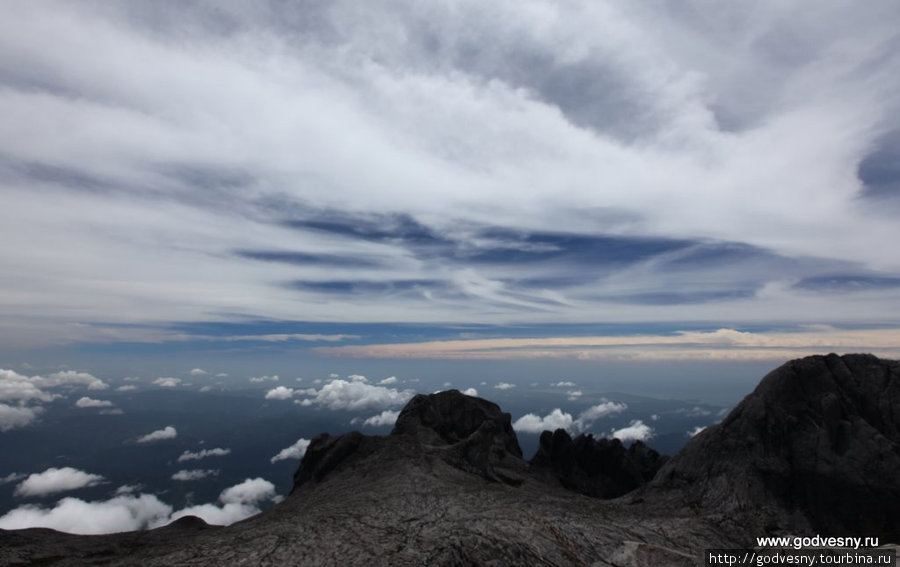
[462,387,478,396]
[189,368,208,376]
[361,410,400,427]
[152,377,181,388]
[566,390,582,400]
[74,396,113,408]
[688,425,707,437]
[164,478,279,527]
[1,472,26,485]
[0,403,43,431]
[43,371,108,391]
[611,420,653,443]
[551,381,576,387]
[15,467,105,497]
[494,382,516,390]
[0,369,56,402]
[378,376,398,385]
[677,406,712,417]
[574,401,629,430]
[0,369,108,412]
[0,494,173,535]
[0,477,280,534]
[116,385,138,392]
[348,374,368,383]
[249,375,279,383]
[177,447,231,462]
[270,438,311,463]
[171,469,219,481]
[0,1,895,355]
[264,386,294,400]
[512,409,574,433]
[114,484,140,495]
[296,379,414,411]
[136,426,177,443]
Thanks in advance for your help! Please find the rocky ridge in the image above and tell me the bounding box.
[1,353,898,566]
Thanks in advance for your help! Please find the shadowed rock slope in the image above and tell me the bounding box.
[2,354,898,566]
[649,353,900,540]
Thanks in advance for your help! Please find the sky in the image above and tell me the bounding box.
[2,1,900,376]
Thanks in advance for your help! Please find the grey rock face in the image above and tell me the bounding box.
[531,428,668,498]
[651,353,900,539]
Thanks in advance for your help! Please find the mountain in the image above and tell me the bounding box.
[649,353,900,540]
[1,353,898,566]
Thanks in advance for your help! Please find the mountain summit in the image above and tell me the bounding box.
[2,354,898,566]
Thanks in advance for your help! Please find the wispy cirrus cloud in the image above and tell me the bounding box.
[0,1,899,353]
[316,327,900,361]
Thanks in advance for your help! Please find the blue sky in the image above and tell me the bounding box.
[2,1,900,371]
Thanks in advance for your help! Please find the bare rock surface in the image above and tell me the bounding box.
[2,354,898,566]
[649,353,900,540]
[531,428,668,498]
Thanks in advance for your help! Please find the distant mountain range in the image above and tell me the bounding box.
[2,353,898,566]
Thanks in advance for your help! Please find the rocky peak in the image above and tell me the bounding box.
[391,389,522,457]
[650,353,900,539]
[531,428,668,498]
[292,390,527,493]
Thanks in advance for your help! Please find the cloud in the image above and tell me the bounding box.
[270,438,311,463]
[264,386,295,400]
[74,396,113,408]
[677,406,712,417]
[513,409,574,433]
[512,400,630,435]
[295,379,414,411]
[0,478,280,534]
[360,410,400,427]
[0,370,108,410]
[462,387,478,396]
[171,469,219,481]
[494,382,516,390]
[688,425,707,437]
[152,377,181,388]
[189,368,208,376]
[566,390,582,400]
[165,478,279,527]
[250,375,279,383]
[43,371,108,390]
[611,420,653,443]
[1,2,899,354]
[15,467,105,497]
[378,376,398,385]
[574,401,629,430]
[0,494,173,535]
[136,426,177,443]
[0,473,26,485]
[177,447,231,462]
[0,404,43,431]
[551,381,576,387]
[116,385,138,392]
[317,327,900,361]
[0,369,56,402]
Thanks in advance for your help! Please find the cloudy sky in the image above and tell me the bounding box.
[2,1,900,365]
